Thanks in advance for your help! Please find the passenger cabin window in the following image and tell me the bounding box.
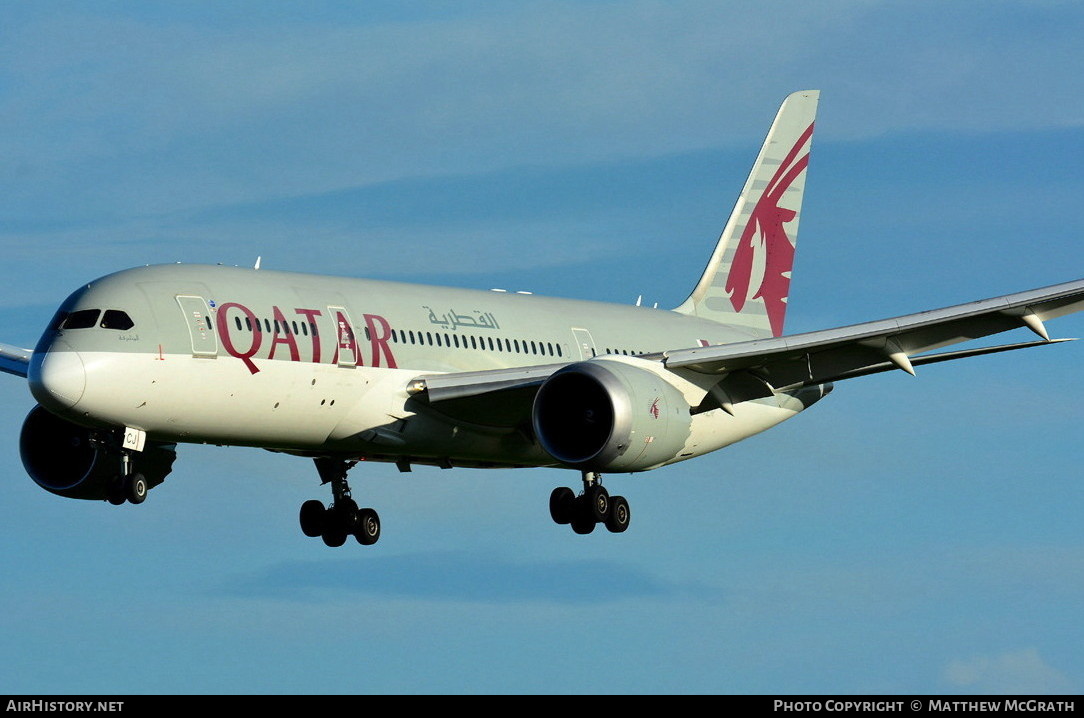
[100,310,135,331]
[61,309,101,329]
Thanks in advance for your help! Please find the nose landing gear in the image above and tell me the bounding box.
[104,433,171,506]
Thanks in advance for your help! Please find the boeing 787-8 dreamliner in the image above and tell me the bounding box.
[3,91,1082,546]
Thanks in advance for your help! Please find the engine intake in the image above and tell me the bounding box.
[532,359,692,472]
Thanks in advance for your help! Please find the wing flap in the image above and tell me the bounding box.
[811,338,1075,385]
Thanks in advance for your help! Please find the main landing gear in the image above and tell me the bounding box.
[298,458,381,547]
[549,471,630,535]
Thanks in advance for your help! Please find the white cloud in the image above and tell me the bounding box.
[944,648,1076,694]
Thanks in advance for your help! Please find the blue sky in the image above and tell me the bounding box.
[1,1,1082,695]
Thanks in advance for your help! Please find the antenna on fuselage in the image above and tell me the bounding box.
[254,256,262,270]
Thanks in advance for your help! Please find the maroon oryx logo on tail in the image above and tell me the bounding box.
[724,122,813,337]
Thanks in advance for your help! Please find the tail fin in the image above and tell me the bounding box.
[674,90,819,337]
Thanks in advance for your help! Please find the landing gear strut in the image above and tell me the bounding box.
[549,471,630,535]
[105,445,151,505]
[299,458,381,547]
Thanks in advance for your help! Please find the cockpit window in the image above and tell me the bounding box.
[60,309,101,329]
[100,310,135,331]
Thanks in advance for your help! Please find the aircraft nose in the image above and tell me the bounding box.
[29,340,86,411]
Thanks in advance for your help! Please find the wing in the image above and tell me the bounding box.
[408,278,1084,424]
[661,278,1084,389]
[0,342,32,378]
[406,363,564,428]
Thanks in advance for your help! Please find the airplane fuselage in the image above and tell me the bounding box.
[28,264,824,471]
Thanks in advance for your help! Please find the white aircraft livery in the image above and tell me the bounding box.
[3,90,1083,547]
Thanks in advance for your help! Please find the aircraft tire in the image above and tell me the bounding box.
[106,482,126,506]
[605,496,630,533]
[570,516,596,534]
[354,508,380,546]
[584,484,609,522]
[570,499,596,534]
[549,487,576,525]
[299,500,326,537]
[321,524,348,547]
[126,473,148,505]
[334,498,360,533]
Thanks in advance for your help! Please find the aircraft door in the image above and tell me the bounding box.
[329,305,359,367]
[570,327,597,360]
[176,295,218,357]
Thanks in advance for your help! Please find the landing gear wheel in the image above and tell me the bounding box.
[308,458,381,547]
[549,487,575,525]
[321,523,348,547]
[584,484,609,522]
[106,482,126,506]
[570,497,596,534]
[299,500,326,537]
[354,508,381,546]
[570,516,596,535]
[125,473,148,505]
[605,495,631,533]
[333,497,359,533]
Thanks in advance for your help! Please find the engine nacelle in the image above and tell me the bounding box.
[532,358,693,472]
[20,405,176,500]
